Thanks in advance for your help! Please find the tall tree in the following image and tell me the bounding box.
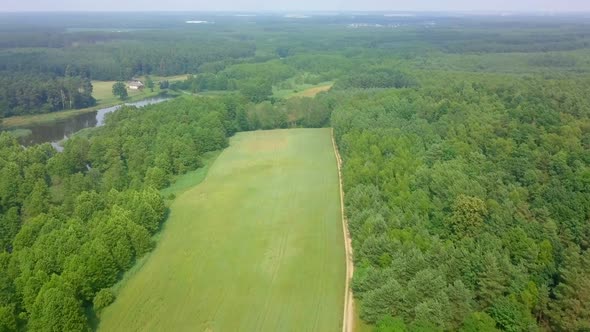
[112,82,128,100]
[145,76,155,92]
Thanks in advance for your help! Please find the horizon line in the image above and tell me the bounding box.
[1,9,590,14]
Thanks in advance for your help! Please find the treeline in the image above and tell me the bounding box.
[243,93,337,129]
[0,73,95,117]
[333,67,418,90]
[171,61,297,102]
[332,74,590,331]
[0,37,255,81]
[0,96,241,330]
[0,28,256,117]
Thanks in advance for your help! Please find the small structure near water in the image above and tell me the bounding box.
[127,80,144,90]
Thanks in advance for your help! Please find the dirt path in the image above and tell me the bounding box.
[331,128,355,332]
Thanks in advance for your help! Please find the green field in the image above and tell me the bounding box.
[272,80,334,99]
[98,128,345,332]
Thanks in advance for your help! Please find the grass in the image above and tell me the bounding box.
[0,75,185,129]
[104,151,222,299]
[91,80,145,105]
[160,151,222,199]
[140,74,188,83]
[289,83,334,98]
[353,302,373,332]
[273,81,334,99]
[4,128,32,138]
[98,129,345,332]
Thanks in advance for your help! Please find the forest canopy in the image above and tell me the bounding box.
[1,12,590,332]
[332,74,590,331]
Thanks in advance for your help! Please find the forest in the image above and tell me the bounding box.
[0,96,240,330]
[332,74,590,331]
[1,12,590,332]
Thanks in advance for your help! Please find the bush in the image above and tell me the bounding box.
[93,289,116,312]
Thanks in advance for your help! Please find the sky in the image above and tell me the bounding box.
[1,0,589,13]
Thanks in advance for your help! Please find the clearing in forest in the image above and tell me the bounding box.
[98,128,345,332]
[290,83,333,98]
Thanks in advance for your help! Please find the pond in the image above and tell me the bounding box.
[13,97,171,148]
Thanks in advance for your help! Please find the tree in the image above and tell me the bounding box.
[112,82,128,100]
[460,312,499,332]
[488,297,537,332]
[0,208,20,251]
[477,255,507,309]
[548,247,590,331]
[0,304,16,332]
[361,279,405,323]
[448,280,474,329]
[93,288,116,313]
[239,80,272,103]
[28,276,89,332]
[144,167,168,189]
[446,195,487,237]
[145,76,155,92]
[22,180,49,219]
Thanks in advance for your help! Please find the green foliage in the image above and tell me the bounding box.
[332,73,590,330]
[460,312,499,332]
[28,276,89,332]
[0,74,95,117]
[334,68,418,90]
[376,316,407,332]
[2,13,590,331]
[548,247,590,331]
[93,289,115,312]
[446,195,487,237]
[145,77,155,92]
[0,96,238,329]
[144,167,169,189]
[239,79,273,103]
[112,82,128,100]
[0,304,17,332]
[488,297,537,332]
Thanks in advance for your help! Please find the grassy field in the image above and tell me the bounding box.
[160,151,222,199]
[91,80,146,105]
[91,75,187,104]
[1,76,186,129]
[98,128,345,332]
[289,83,333,98]
[273,81,334,99]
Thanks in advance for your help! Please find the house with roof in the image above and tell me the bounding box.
[127,80,144,90]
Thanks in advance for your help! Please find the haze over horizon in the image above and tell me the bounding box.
[1,0,590,13]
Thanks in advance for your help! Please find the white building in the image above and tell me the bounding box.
[128,80,144,90]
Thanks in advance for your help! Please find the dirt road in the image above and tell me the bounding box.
[331,128,355,332]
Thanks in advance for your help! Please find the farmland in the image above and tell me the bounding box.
[98,129,345,331]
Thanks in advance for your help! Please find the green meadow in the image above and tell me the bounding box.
[98,129,345,331]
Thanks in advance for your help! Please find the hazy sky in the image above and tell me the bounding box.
[1,0,589,12]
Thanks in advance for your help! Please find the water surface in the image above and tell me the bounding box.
[14,97,170,147]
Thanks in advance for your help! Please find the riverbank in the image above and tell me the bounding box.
[1,74,188,129]
[1,90,178,129]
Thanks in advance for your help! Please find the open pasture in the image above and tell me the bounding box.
[99,128,345,332]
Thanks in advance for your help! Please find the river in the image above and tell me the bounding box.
[13,97,170,148]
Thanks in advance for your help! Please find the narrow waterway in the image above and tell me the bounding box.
[12,97,170,147]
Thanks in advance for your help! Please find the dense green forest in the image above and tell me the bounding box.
[0,96,245,330]
[332,74,590,331]
[0,73,95,117]
[2,13,590,117]
[1,12,590,331]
